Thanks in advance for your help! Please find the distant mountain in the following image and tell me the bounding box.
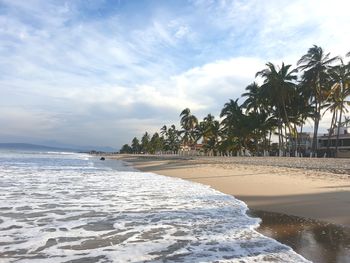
[0,143,78,152]
[0,142,117,153]
[38,140,117,152]
[77,145,117,152]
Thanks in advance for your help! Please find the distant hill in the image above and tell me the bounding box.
[0,143,78,152]
[39,142,117,152]
[0,143,117,153]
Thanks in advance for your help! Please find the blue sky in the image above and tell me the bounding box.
[1,0,349,149]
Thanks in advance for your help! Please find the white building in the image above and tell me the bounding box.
[318,126,350,157]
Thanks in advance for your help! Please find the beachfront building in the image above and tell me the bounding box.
[178,143,203,156]
[287,128,350,157]
[286,132,313,157]
[318,126,350,157]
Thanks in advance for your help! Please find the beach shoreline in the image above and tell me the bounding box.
[108,154,350,262]
[112,155,350,227]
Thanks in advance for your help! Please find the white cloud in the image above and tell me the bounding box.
[170,57,265,112]
[1,0,349,148]
[0,107,60,138]
[174,25,190,39]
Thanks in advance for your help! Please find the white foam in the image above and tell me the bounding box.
[0,152,311,262]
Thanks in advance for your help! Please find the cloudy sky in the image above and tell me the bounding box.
[1,0,349,150]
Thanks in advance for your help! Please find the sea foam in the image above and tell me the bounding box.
[0,152,310,262]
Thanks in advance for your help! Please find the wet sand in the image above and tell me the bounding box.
[113,155,350,262]
[250,210,350,263]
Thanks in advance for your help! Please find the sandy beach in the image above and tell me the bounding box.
[115,155,350,227]
[111,155,350,262]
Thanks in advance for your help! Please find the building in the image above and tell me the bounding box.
[178,143,204,156]
[318,126,350,157]
[286,132,314,156]
[287,128,350,157]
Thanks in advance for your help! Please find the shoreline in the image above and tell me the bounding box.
[110,154,350,262]
[113,155,350,227]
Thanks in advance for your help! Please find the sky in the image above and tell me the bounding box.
[0,0,349,150]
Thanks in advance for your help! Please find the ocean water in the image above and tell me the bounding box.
[0,151,310,263]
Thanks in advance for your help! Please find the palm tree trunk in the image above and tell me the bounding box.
[277,109,282,156]
[282,99,293,156]
[335,110,343,157]
[269,130,272,155]
[293,123,298,157]
[299,122,304,157]
[311,99,320,157]
[281,124,285,156]
[312,117,319,157]
[280,123,284,157]
[278,124,281,156]
[326,110,337,157]
[335,81,344,157]
[312,78,322,157]
[255,132,259,156]
[284,125,289,156]
[263,130,267,156]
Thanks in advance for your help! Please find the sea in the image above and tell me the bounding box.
[0,150,310,262]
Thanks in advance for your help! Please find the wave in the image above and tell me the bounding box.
[0,152,310,262]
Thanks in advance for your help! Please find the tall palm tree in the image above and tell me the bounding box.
[198,114,213,143]
[166,124,181,153]
[179,108,198,149]
[159,125,169,152]
[323,91,339,156]
[220,99,250,155]
[242,81,278,155]
[328,58,350,155]
[120,144,132,154]
[149,132,164,154]
[131,137,140,154]
[242,82,262,113]
[205,120,221,156]
[256,62,298,155]
[200,114,221,155]
[297,45,339,155]
[160,125,168,138]
[141,132,150,153]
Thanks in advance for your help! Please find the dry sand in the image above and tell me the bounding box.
[115,155,350,227]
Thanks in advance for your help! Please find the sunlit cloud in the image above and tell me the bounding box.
[0,0,349,149]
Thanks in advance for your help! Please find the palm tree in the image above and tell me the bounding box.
[242,81,279,155]
[256,62,298,156]
[205,120,221,156]
[220,99,250,155]
[342,116,350,126]
[242,82,262,113]
[199,114,221,155]
[160,125,168,138]
[323,91,339,156]
[199,114,215,140]
[166,124,180,153]
[179,108,198,149]
[141,132,150,154]
[120,144,132,154]
[149,132,164,154]
[297,45,339,156]
[328,58,350,155]
[131,137,140,154]
[159,125,169,152]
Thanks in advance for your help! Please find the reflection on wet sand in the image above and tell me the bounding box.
[249,210,350,263]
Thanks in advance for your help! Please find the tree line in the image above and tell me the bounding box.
[120,46,350,157]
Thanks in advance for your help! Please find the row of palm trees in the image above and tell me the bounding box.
[120,46,350,157]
